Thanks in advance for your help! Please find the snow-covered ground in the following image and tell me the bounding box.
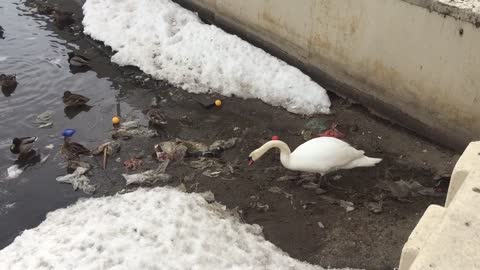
[0,187,355,270]
[82,0,331,115]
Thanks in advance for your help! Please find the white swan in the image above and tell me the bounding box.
[248,137,382,175]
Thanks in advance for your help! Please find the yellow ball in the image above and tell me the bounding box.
[112,116,121,125]
[214,100,222,107]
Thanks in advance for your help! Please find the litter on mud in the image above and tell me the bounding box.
[112,120,157,139]
[377,180,444,200]
[122,161,172,185]
[56,166,95,194]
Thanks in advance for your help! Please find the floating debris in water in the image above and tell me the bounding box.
[6,165,23,179]
[56,167,95,194]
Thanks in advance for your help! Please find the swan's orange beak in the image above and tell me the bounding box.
[248,156,254,166]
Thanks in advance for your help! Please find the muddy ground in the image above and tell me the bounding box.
[17,0,460,269]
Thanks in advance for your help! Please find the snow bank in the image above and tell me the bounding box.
[0,187,340,270]
[82,0,331,115]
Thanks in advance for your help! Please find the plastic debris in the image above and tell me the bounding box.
[366,201,383,214]
[208,138,238,152]
[38,122,53,129]
[201,191,215,203]
[155,142,188,161]
[377,180,442,200]
[112,120,157,139]
[302,182,320,190]
[67,160,91,171]
[268,186,282,194]
[56,167,95,194]
[318,195,355,212]
[318,122,345,139]
[45,144,54,149]
[305,118,328,131]
[123,161,171,185]
[6,165,23,179]
[91,141,121,156]
[35,110,54,124]
[123,158,143,170]
[317,221,325,229]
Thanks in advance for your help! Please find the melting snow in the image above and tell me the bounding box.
[82,0,331,115]
[0,187,358,270]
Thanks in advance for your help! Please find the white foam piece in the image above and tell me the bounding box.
[82,0,331,115]
[0,187,356,270]
[6,165,23,179]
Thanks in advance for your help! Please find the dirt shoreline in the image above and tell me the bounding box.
[21,0,459,269]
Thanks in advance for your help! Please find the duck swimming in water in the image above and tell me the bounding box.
[0,74,18,90]
[67,52,90,67]
[63,91,90,107]
[10,137,38,156]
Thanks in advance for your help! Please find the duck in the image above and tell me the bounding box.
[0,74,18,90]
[248,137,382,177]
[63,91,90,107]
[10,137,38,155]
[52,10,74,28]
[67,52,90,67]
[62,137,91,160]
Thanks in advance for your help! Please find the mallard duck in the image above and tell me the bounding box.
[62,138,91,160]
[52,10,74,28]
[68,52,90,67]
[144,108,167,126]
[10,137,38,155]
[63,91,90,107]
[0,74,18,89]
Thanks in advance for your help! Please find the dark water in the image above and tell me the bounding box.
[0,0,136,247]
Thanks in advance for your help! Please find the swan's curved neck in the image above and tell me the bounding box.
[256,140,292,168]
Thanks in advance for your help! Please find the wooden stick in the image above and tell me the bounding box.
[103,146,107,170]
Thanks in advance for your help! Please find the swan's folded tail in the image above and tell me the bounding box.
[345,156,382,169]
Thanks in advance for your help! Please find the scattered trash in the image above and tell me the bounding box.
[40,154,50,164]
[302,182,320,190]
[301,130,312,141]
[366,201,383,214]
[123,158,143,170]
[45,144,54,149]
[317,221,325,229]
[91,141,121,156]
[201,191,215,203]
[302,201,317,209]
[277,175,298,182]
[112,120,157,139]
[6,165,23,179]
[318,195,355,212]
[35,110,54,124]
[315,188,327,195]
[332,175,343,181]
[318,122,345,139]
[208,137,238,153]
[154,142,188,161]
[339,200,355,212]
[377,180,443,200]
[202,170,222,178]
[305,118,328,131]
[122,161,172,186]
[67,160,91,171]
[38,122,53,129]
[268,186,283,194]
[56,167,95,194]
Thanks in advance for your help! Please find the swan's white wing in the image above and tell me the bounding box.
[289,137,365,173]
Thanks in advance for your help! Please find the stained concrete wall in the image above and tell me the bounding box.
[399,141,480,270]
[173,0,480,150]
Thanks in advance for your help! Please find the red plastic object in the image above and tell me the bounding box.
[271,135,280,140]
[318,122,345,139]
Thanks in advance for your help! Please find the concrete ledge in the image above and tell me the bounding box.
[173,0,480,151]
[403,0,480,26]
[399,141,480,269]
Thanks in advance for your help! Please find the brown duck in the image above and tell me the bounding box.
[63,91,90,107]
[0,74,18,90]
[62,137,91,160]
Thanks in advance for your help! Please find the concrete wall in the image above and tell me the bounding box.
[173,0,480,150]
[399,141,480,270]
